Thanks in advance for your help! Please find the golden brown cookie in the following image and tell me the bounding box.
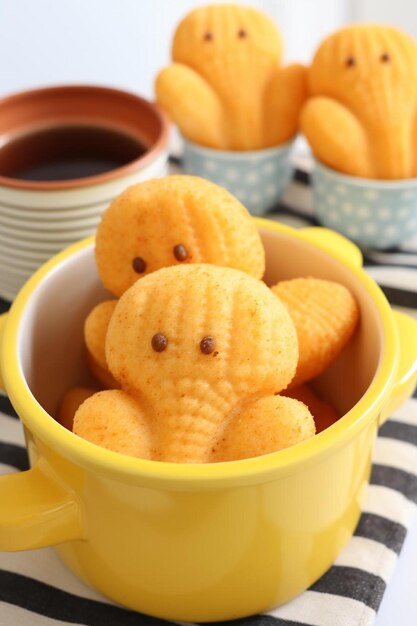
[155,5,307,149]
[95,176,265,298]
[86,175,265,386]
[74,264,314,463]
[272,277,359,387]
[301,25,417,178]
[283,384,339,433]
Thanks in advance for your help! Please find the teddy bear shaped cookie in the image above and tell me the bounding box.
[301,25,417,179]
[155,4,307,150]
[84,175,265,387]
[74,264,315,463]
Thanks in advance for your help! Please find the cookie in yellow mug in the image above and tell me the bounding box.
[74,264,315,463]
[156,4,307,150]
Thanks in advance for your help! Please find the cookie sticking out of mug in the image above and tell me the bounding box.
[272,278,359,387]
[85,175,265,388]
[74,264,315,463]
[301,25,417,178]
[155,4,307,150]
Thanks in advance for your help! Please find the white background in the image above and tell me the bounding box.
[0,1,415,625]
[2,0,417,101]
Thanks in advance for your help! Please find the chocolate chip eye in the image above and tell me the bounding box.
[132,256,146,273]
[203,31,213,41]
[173,244,188,261]
[152,333,168,352]
[345,55,355,67]
[380,52,390,63]
[200,336,216,355]
[238,28,247,39]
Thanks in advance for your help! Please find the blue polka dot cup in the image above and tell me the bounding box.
[182,138,294,216]
[312,160,417,250]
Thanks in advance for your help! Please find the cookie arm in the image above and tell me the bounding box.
[84,300,118,389]
[263,63,308,147]
[211,396,315,462]
[155,63,227,149]
[300,97,371,177]
[73,389,152,459]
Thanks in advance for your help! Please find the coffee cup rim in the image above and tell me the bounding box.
[0,84,170,191]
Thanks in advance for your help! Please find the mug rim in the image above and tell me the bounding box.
[313,158,417,188]
[0,84,170,191]
[1,221,398,488]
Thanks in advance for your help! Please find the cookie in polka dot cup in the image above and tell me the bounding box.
[312,160,417,250]
[155,4,307,216]
[300,24,417,249]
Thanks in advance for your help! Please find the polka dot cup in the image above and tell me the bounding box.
[183,138,294,216]
[312,160,417,250]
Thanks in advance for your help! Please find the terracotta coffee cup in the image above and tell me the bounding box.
[0,85,169,300]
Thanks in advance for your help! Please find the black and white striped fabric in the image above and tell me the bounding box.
[0,169,416,626]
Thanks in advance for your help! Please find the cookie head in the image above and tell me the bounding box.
[309,25,417,119]
[105,264,298,403]
[172,4,282,93]
[95,176,265,297]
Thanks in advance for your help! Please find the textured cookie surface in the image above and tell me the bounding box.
[272,277,359,387]
[74,264,313,463]
[95,176,265,298]
[155,4,306,149]
[301,25,417,178]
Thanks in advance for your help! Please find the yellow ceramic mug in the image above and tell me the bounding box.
[0,220,416,622]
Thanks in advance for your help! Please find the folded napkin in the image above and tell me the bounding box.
[0,168,416,626]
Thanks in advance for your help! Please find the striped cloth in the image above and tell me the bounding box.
[0,169,416,626]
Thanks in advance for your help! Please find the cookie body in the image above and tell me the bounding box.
[74,264,315,463]
[155,5,306,149]
[301,25,417,178]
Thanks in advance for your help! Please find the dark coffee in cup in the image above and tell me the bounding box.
[0,124,148,182]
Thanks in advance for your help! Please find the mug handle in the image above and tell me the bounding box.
[379,310,417,425]
[0,312,83,551]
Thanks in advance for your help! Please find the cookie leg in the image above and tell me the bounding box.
[211,396,315,462]
[263,63,308,147]
[84,300,119,389]
[155,63,227,149]
[300,97,371,177]
[73,389,152,459]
